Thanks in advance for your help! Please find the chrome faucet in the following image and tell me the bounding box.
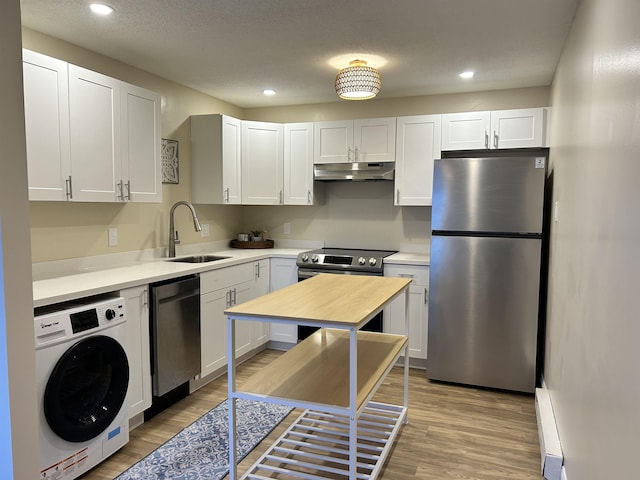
[168,200,202,257]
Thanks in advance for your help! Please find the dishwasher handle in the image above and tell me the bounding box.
[152,275,200,301]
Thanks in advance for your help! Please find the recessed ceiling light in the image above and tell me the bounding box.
[89,3,114,15]
[263,89,276,96]
[459,71,475,79]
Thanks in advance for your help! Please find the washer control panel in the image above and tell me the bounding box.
[34,297,126,349]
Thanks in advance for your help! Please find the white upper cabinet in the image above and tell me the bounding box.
[22,50,162,203]
[284,123,316,205]
[22,49,71,201]
[394,115,442,206]
[68,64,122,202]
[441,108,548,151]
[314,118,396,164]
[241,120,283,205]
[120,82,162,203]
[441,111,490,151]
[490,108,547,149]
[191,114,242,204]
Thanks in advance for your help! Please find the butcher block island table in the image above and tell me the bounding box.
[225,273,412,480]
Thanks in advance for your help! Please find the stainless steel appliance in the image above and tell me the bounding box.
[427,153,547,393]
[148,275,200,413]
[296,247,396,340]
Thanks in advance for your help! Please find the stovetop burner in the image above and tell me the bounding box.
[296,248,397,274]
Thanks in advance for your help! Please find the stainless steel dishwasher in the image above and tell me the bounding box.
[149,275,200,397]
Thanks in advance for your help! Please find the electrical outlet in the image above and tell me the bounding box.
[283,222,291,235]
[107,227,118,247]
[201,223,210,237]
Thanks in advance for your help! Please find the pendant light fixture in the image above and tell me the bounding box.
[335,60,381,100]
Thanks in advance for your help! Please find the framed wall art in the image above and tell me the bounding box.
[161,138,179,184]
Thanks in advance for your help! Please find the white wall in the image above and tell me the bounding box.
[545,0,640,478]
[0,1,39,478]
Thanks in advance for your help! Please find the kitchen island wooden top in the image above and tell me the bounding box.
[224,273,412,327]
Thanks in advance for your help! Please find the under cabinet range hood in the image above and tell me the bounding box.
[313,162,395,181]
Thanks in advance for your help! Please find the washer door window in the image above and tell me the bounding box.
[44,335,129,443]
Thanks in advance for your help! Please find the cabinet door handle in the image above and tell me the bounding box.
[307,190,311,204]
[493,131,499,148]
[255,262,260,279]
[396,189,400,203]
[354,146,359,161]
[65,176,73,200]
[125,180,131,201]
[142,288,148,308]
[225,290,230,307]
[279,190,283,204]
[348,147,353,161]
[425,288,429,304]
[117,180,125,201]
[484,130,489,149]
[224,187,230,203]
[398,273,414,279]
[232,288,237,305]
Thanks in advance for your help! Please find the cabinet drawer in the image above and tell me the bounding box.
[200,262,254,293]
[384,264,428,286]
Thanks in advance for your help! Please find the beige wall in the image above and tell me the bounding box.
[23,27,549,262]
[545,0,640,478]
[1,3,39,478]
[245,86,549,123]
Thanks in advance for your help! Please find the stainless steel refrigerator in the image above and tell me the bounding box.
[427,154,546,393]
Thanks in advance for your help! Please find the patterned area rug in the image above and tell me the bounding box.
[115,399,293,480]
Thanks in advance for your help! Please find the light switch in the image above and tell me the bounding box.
[554,201,559,223]
[283,222,291,235]
[108,227,118,247]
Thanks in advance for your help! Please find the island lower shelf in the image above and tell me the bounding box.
[237,328,408,411]
[242,401,406,479]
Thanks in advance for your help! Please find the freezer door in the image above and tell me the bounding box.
[432,156,546,234]
[426,234,541,393]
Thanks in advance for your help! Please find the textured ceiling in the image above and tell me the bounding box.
[20,0,580,108]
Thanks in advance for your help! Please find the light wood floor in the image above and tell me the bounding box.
[81,349,543,480]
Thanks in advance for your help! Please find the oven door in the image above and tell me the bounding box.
[298,269,375,281]
[297,269,383,341]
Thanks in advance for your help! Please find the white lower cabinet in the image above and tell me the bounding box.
[268,257,298,344]
[200,260,272,378]
[384,264,429,360]
[120,285,152,418]
[252,259,270,346]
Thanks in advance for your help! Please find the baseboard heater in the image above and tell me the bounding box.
[535,387,563,480]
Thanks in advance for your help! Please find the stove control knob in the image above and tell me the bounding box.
[105,309,116,321]
[311,254,319,263]
[301,254,309,262]
[369,258,377,266]
[358,257,366,265]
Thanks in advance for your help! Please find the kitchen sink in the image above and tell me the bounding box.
[168,255,230,263]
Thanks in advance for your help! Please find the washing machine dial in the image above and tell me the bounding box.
[105,308,116,321]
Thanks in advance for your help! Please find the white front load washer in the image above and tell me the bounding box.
[35,296,129,480]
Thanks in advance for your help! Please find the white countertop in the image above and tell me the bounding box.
[32,248,304,308]
[385,252,430,266]
[32,245,429,308]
